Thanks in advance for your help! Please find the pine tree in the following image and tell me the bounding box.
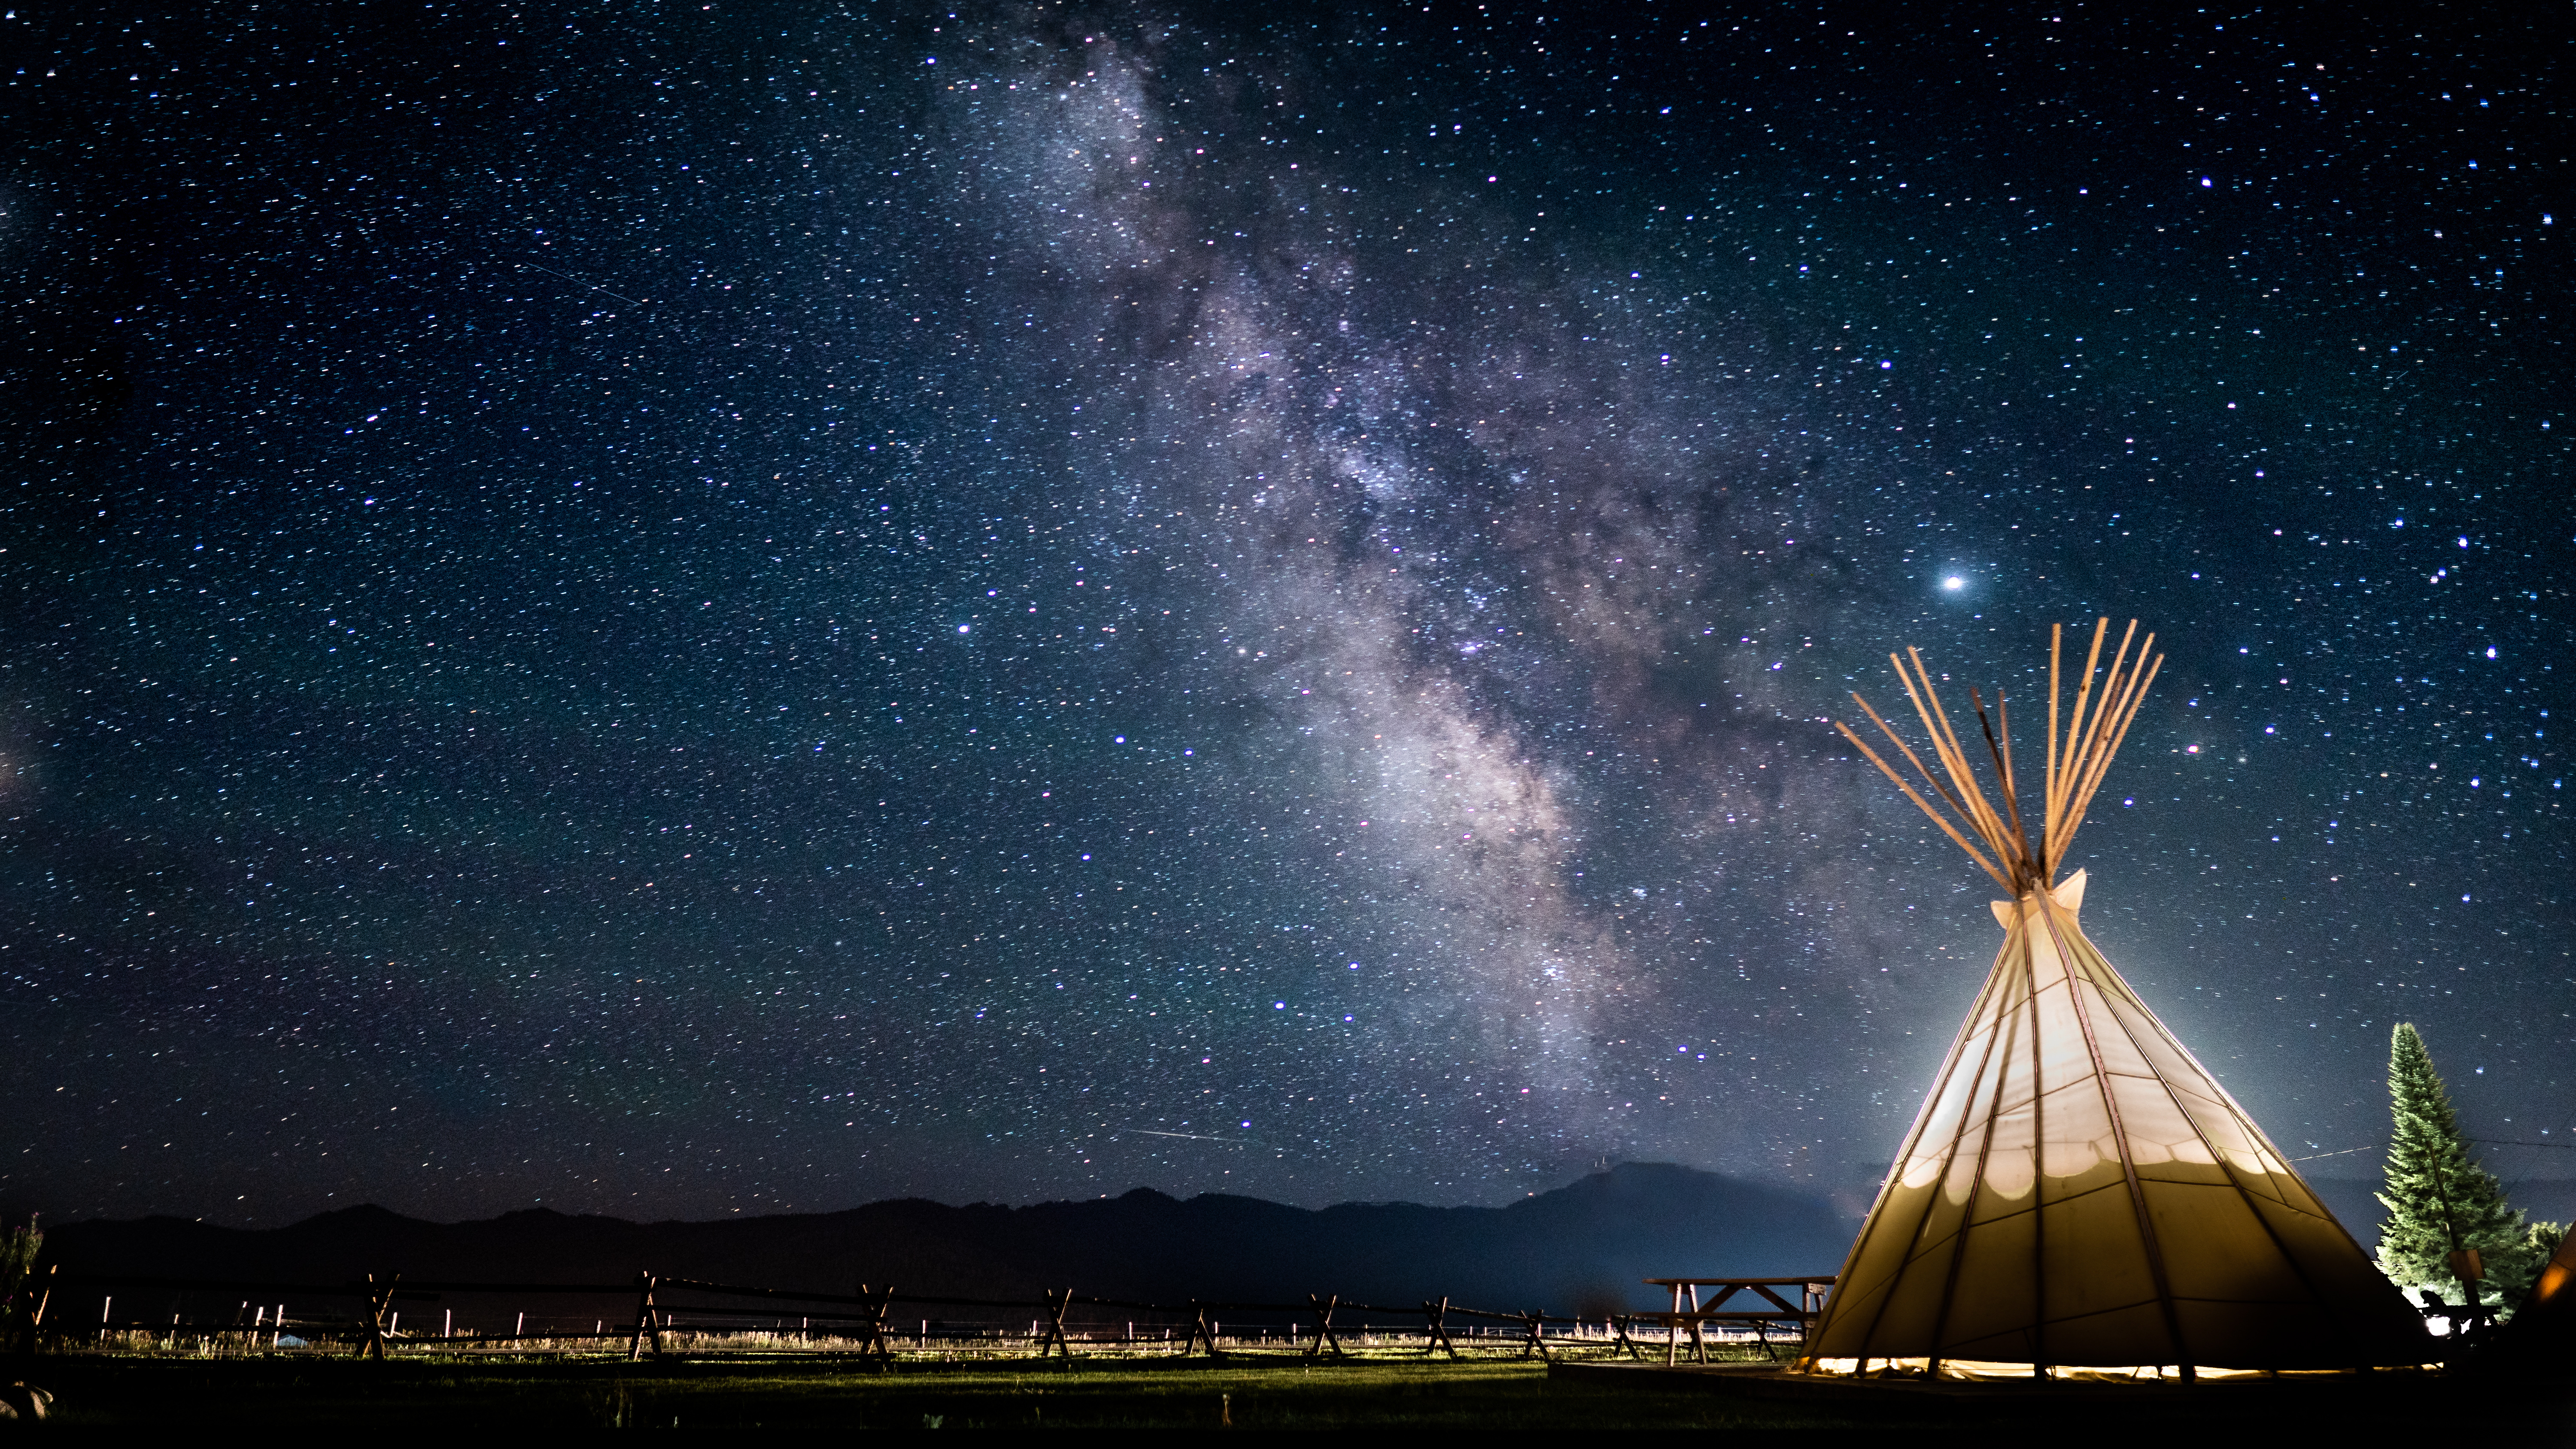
[2374,1022,2535,1310]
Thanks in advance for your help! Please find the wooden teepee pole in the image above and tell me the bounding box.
[1835,721,2014,891]
[1848,692,1991,845]
[2043,623,2065,874]
[1971,688,2036,889]
[2060,650,2162,855]
[1897,649,2016,861]
[2057,624,2147,855]
[2045,618,2115,860]
[2053,620,2142,863]
[1838,618,2160,896]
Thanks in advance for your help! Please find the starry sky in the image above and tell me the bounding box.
[6,1,2570,1227]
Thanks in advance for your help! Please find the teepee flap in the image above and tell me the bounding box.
[1992,867,2087,928]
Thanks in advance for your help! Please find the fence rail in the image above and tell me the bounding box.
[13,1261,1834,1365]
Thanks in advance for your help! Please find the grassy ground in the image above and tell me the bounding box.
[13,1349,2572,1434]
[16,1352,1862,1431]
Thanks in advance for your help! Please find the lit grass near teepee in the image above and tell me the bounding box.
[1800,620,2431,1380]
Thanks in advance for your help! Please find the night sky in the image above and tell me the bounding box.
[6,2,2570,1228]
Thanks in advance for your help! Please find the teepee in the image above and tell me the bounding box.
[1800,619,2430,1378]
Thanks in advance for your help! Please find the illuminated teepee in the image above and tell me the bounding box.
[1799,620,2430,1379]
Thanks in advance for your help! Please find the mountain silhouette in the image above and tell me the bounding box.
[43,1164,1852,1321]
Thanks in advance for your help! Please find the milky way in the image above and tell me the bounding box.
[5,3,2570,1224]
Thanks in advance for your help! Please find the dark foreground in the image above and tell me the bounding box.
[9,1354,2575,1436]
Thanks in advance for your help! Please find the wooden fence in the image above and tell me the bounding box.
[9,1263,1832,1365]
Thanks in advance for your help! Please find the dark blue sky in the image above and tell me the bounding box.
[5,0,2568,1225]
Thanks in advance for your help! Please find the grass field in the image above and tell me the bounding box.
[12,1349,2572,1434]
[18,1353,1864,1431]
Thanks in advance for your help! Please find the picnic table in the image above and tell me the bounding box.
[1638,1276,1835,1365]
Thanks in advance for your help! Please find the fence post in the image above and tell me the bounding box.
[16,1263,55,1359]
[1610,1313,1643,1361]
[1517,1309,1552,1362]
[1178,1300,1224,1360]
[1036,1288,1075,1359]
[356,1274,399,1360]
[855,1284,895,1364]
[1421,1297,1458,1360]
[627,1272,662,1361]
[1304,1293,1346,1359]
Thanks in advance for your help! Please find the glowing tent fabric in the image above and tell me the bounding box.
[2466,1215,2576,1378]
[1801,621,2429,1376]
[1803,869,2430,1372]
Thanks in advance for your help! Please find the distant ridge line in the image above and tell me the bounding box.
[39,1163,1859,1315]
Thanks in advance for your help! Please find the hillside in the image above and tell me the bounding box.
[43,1163,1854,1317]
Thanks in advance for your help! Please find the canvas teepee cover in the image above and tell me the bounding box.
[1802,621,2429,1376]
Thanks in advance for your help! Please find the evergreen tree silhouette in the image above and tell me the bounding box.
[2374,1023,2538,1312]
